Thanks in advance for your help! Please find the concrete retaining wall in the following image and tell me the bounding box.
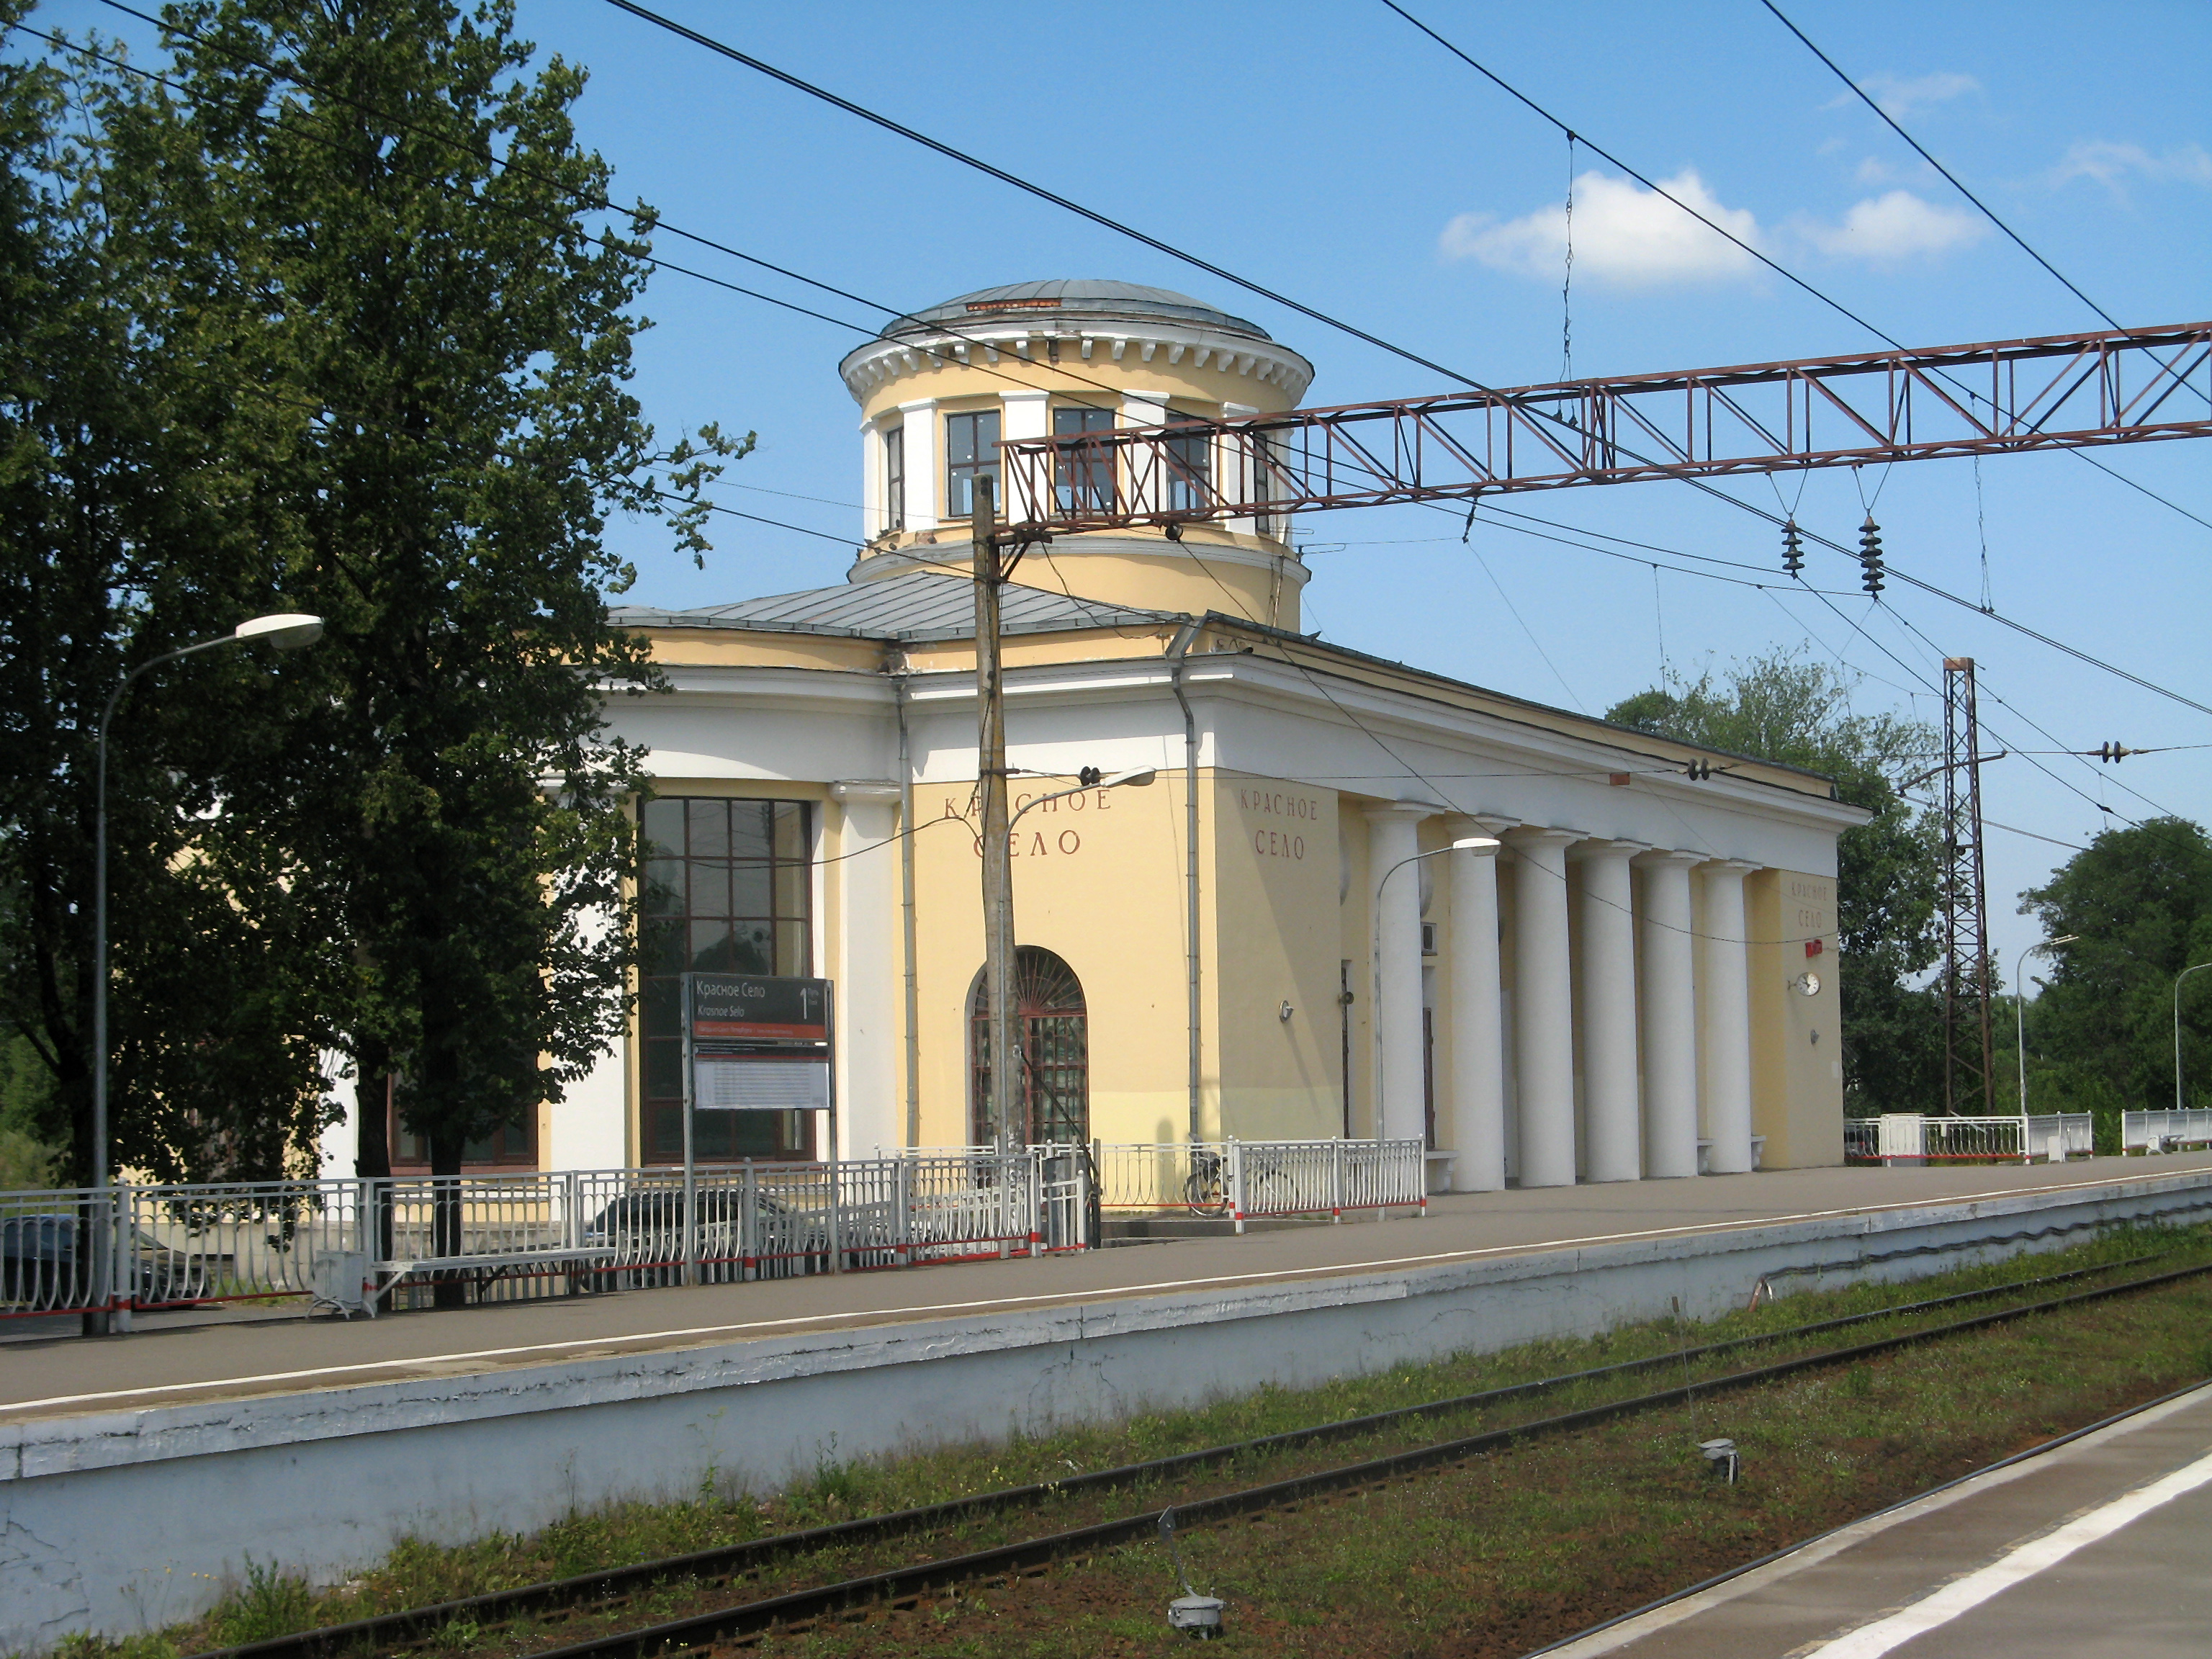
[6,1166,2211,1651]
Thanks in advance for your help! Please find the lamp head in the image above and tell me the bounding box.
[1449,836,1501,852]
[234,612,324,652]
[1103,766,1158,789]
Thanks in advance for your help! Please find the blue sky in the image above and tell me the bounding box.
[39,0,2212,969]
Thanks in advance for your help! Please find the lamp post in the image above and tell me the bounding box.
[89,612,323,1334]
[2014,934,2078,1161]
[2177,961,2212,1115]
[985,765,1156,1147]
[1372,836,1499,1141]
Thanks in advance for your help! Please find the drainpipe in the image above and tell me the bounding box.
[894,665,922,1149]
[1166,619,1205,1143]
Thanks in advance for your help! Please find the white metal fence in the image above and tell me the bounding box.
[2122,1109,2212,1153]
[0,1150,1081,1324]
[1089,1138,1426,1233]
[1874,1112,2094,1164]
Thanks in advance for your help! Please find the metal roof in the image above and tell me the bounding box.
[880,279,1272,343]
[609,568,1177,644]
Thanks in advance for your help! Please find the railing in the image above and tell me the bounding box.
[1088,1138,1427,1233]
[1843,1119,1880,1161]
[2122,1108,2212,1153]
[1874,1112,2094,1164]
[0,1150,1081,1324]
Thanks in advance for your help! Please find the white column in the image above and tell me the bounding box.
[1446,822,1507,1190]
[1699,860,1759,1174]
[1507,827,1581,1187]
[897,399,938,529]
[831,783,902,1158]
[1573,840,1647,1183]
[1367,804,1431,1143]
[1635,850,1703,1179]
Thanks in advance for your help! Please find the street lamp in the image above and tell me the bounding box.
[1372,836,1500,1141]
[2176,961,2212,1115]
[89,612,323,1334]
[985,765,1156,1147]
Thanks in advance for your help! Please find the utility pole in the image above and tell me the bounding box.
[972,476,1022,1148]
[1939,657,1997,1117]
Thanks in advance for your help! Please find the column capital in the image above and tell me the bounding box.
[1362,799,1439,822]
[1569,837,1650,862]
[1450,812,1519,839]
[1699,857,1762,878]
[1634,847,1707,871]
[1503,824,1582,850]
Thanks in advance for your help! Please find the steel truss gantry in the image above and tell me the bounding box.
[999,321,2212,533]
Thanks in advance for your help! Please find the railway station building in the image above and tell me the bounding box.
[331,280,1863,1188]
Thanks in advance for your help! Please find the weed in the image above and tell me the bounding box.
[210,1560,316,1647]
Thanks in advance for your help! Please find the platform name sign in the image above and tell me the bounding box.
[688,974,831,1045]
[683,974,835,1118]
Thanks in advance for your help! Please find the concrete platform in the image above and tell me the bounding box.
[4,1154,2211,1650]
[1552,1380,2212,1658]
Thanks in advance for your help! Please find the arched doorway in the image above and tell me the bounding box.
[969,947,1089,1146]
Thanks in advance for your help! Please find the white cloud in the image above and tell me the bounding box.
[1796,191,1987,260]
[2051,140,2212,194]
[1845,71,1981,117]
[1439,168,1760,287]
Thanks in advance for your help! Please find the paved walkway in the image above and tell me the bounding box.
[3,1153,2207,1423]
[1553,1381,2212,1658]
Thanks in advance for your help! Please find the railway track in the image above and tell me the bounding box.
[197,1251,2209,1659]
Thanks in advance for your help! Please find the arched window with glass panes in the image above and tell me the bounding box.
[639,797,815,1164]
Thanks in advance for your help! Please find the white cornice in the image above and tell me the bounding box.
[840,320,1316,405]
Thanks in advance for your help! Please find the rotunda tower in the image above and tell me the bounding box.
[838,279,1316,629]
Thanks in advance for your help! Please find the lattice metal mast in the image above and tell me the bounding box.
[1939,658,1998,1118]
[997,320,2211,531]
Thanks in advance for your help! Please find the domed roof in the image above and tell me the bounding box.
[881,279,1272,343]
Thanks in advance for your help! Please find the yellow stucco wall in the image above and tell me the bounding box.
[1747,868,1844,1168]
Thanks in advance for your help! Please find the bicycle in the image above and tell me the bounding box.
[1182,1146,1230,1218]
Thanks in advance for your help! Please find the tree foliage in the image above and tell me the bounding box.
[2020,819,2212,1139]
[1607,648,1945,1115]
[0,0,736,1197]
[0,9,338,1184]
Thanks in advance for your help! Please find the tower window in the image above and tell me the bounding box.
[1166,410,1212,514]
[1053,404,1115,512]
[945,408,1000,519]
[882,423,904,532]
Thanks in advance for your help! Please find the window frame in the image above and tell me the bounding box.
[637,796,819,1166]
[1053,403,1116,513]
[1165,409,1213,514]
[881,421,904,532]
[944,407,1001,521]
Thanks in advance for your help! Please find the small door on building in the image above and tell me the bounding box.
[970,946,1089,1146]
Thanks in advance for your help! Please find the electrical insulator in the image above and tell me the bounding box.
[1781,518,1804,576]
[1858,513,1884,595]
[1686,759,1713,781]
[2097,742,2131,764]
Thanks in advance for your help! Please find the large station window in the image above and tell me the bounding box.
[945,408,1000,519]
[1053,403,1115,512]
[640,797,815,1164]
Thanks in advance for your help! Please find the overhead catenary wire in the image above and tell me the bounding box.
[70,3,2211,715]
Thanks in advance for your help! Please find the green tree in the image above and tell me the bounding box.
[139,0,732,1276]
[1607,648,1944,1115]
[0,12,338,1191]
[2020,819,2212,1147]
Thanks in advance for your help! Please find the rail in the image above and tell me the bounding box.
[0,1150,1080,1324]
[2123,1108,2212,1153]
[1874,1112,2094,1164]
